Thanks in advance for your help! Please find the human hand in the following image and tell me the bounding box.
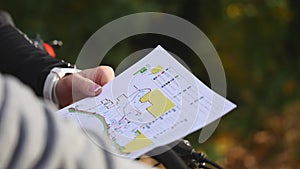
[55,66,114,108]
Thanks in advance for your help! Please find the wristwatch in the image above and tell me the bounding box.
[43,67,81,107]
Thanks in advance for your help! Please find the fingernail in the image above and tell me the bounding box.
[94,84,102,92]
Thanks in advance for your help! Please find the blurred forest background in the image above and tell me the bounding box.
[1,0,300,168]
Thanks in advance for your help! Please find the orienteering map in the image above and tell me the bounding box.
[58,46,236,158]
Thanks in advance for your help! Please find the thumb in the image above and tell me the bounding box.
[72,73,102,99]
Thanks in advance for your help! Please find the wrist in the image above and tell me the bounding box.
[43,67,81,107]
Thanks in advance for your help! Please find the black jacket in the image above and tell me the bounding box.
[0,24,72,97]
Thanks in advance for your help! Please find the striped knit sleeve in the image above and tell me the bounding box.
[0,74,152,169]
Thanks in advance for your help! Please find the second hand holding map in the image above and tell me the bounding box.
[58,46,236,158]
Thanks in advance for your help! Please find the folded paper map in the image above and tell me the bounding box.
[57,46,236,158]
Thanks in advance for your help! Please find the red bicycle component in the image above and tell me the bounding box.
[43,42,56,58]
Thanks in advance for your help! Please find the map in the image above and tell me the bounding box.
[58,46,236,158]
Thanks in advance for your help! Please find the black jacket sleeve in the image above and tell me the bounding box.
[0,24,72,97]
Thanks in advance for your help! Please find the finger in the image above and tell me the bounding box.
[72,73,102,98]
[79,66,115,86]
[95,66,115,85]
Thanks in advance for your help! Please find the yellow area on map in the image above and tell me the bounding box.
[140,89,175,118]
[151,65,163,74]
[122,131,153,153]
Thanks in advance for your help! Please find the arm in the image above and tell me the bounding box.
[0,11,113,108]
[0,23,73,97]
[0,74,152,169]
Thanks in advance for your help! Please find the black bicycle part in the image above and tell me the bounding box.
[145,139,224,169]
